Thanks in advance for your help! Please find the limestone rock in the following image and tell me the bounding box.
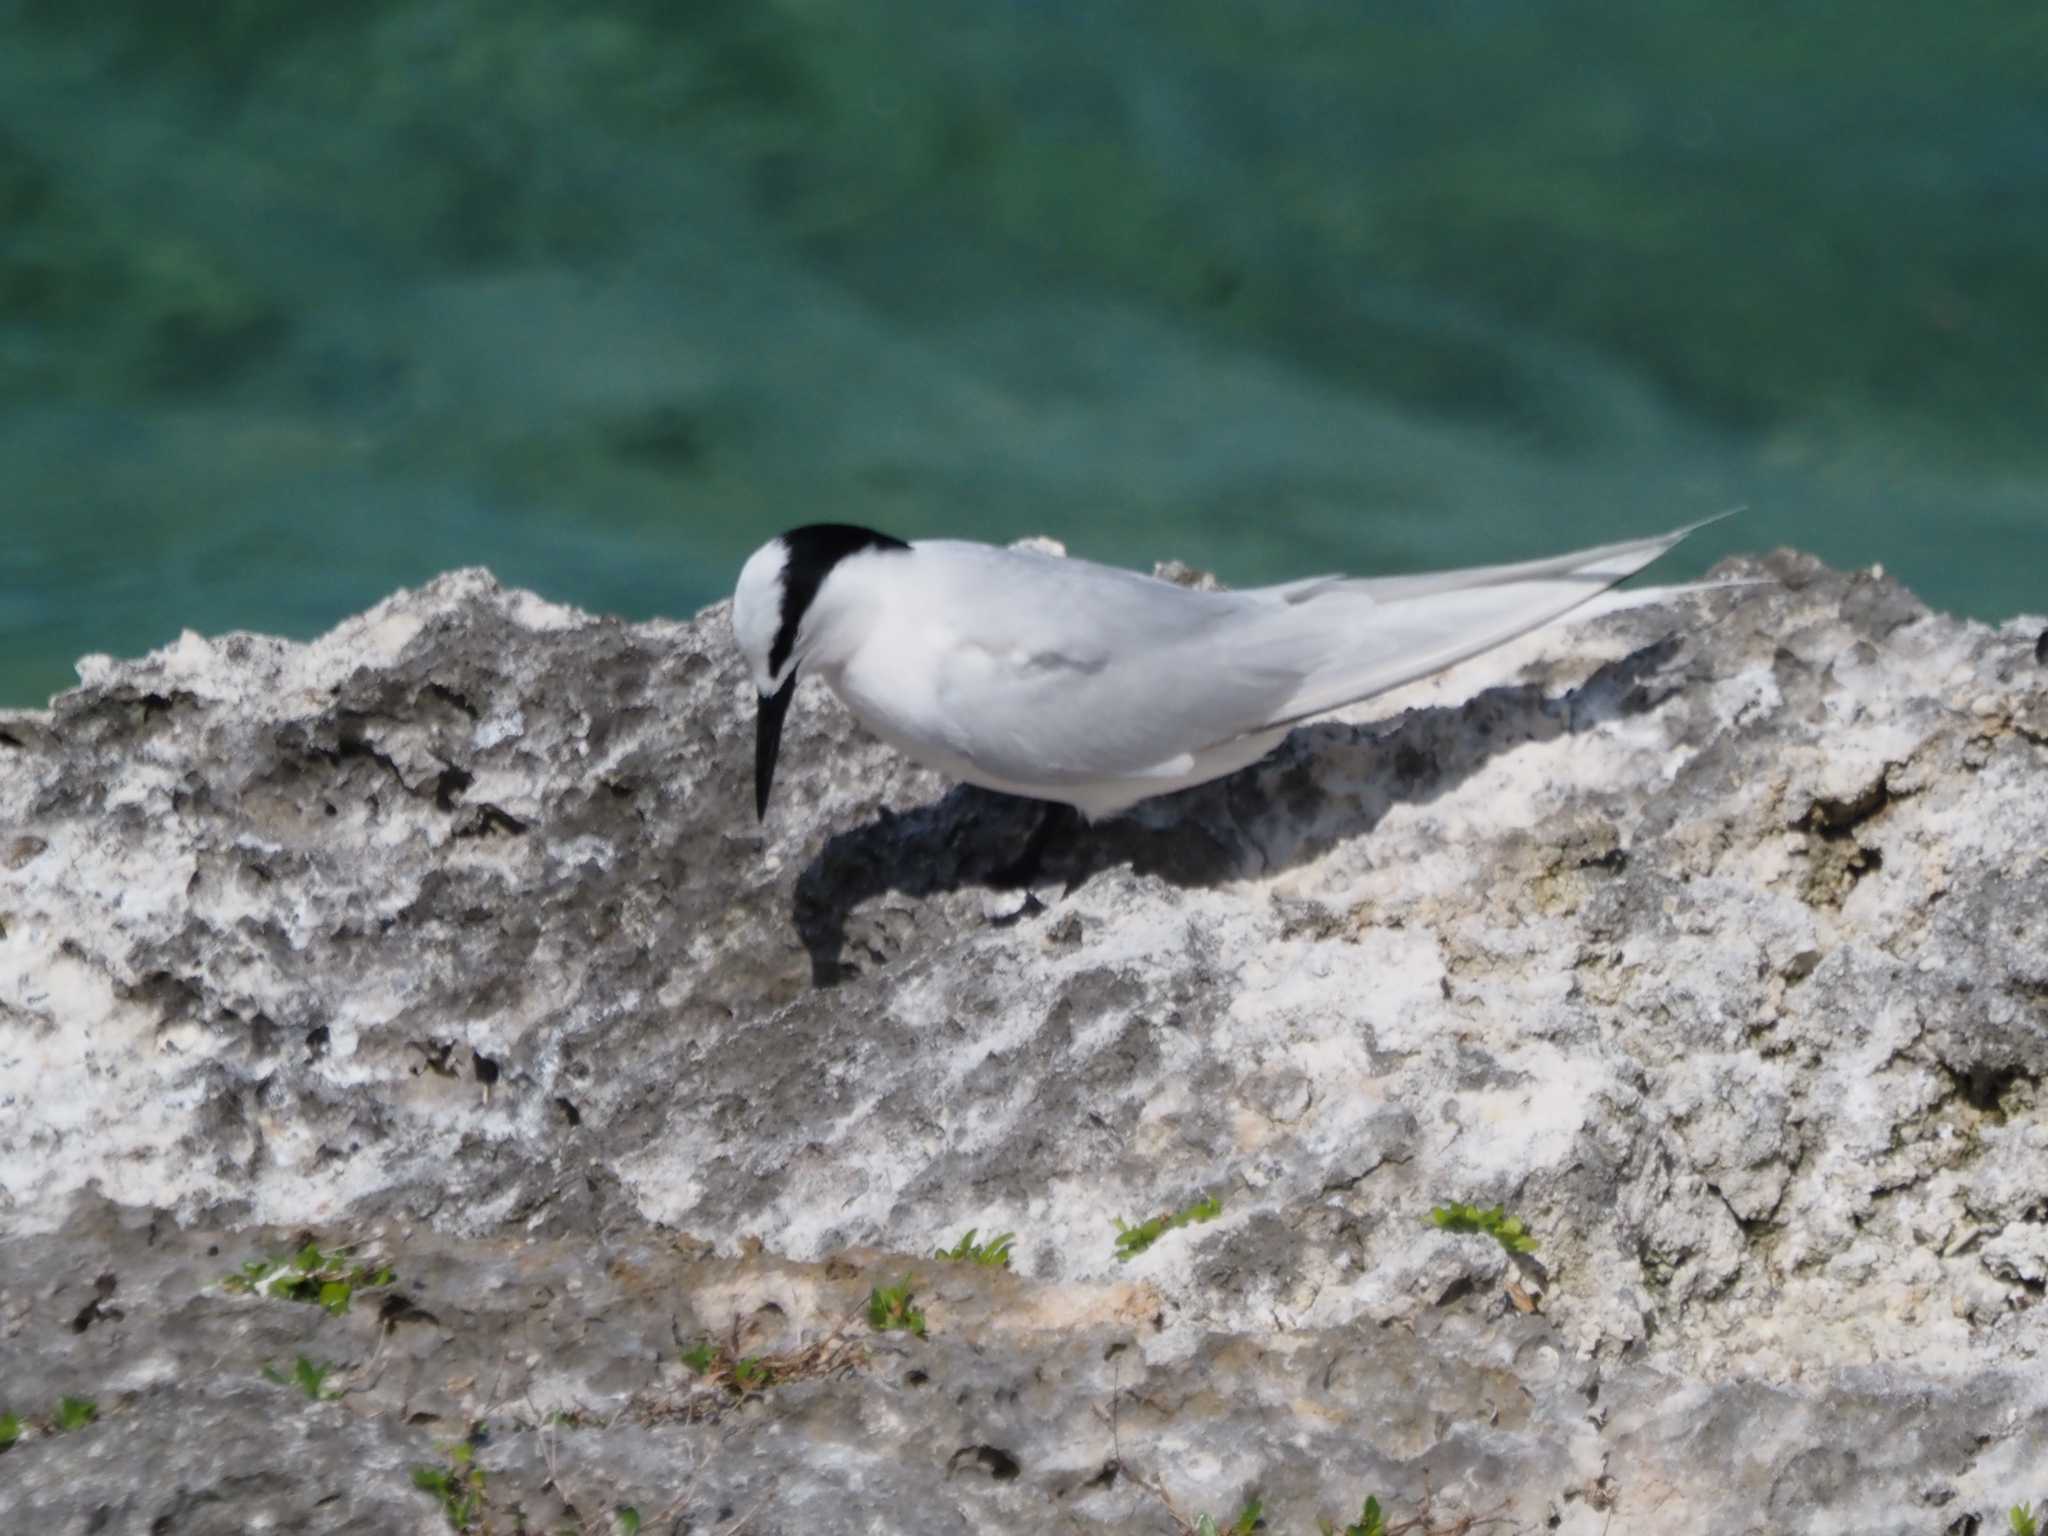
[3,551,2046,1533]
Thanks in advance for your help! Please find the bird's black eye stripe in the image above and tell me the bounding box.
[768,524,911,677]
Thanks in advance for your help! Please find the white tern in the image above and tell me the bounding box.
[732,520,1712,825]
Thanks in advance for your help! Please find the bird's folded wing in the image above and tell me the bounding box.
[1232,522,1701,736]
[928,624,1301,786]
[917,550,1298,785]
[923,522,1705,784]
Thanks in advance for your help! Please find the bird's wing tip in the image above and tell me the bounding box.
[1672,505,1746,540]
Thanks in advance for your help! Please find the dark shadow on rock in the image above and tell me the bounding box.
[793,636,1684,985]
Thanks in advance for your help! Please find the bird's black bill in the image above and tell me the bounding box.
[755,673,797,820]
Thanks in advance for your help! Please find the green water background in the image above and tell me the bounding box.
[3,1,2044,708]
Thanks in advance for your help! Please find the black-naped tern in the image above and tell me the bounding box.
[732,520,1711,826]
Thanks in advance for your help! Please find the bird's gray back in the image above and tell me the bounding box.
[907,541,1247,659]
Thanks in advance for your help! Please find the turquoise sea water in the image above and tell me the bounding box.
[3,3,2044,708]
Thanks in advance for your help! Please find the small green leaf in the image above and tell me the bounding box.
[1178,1192,1224,1225]
[1115,1194,1222,1261]
[292,1243,325,1273]
[318,1280,353,1315]
[412,1465,449,1494]
[1430,1201,1540,1255]
[616,1507,641,1536]
[867,1278,927,1337]
[0,1411,21,1451]
[679,1341,717,1375]
[1112,1214,1168,1261]
[55,1396,97,1432]
[1196,1517,1220,1536]
[867,1283,895,1327]
[937,1228,1017,1266]
[2014,1505,2040,1536]
[226,1258,274,1292]
[293,1355,334,1400]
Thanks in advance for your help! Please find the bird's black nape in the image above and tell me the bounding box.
[755,672,798,820]
[767,524,910,678]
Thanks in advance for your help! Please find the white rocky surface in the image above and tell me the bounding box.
[1,549,2046,1534]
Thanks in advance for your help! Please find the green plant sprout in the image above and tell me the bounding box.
[54,1396,97,1432]
[1195,1495,1263,1535]
[678,1337,730,1381]
[1114,1192,1224,1261]
[867,1277,927,1337]
[936,1228,1015,1267]
[222,1242,397,1315]
[0,1411,20,1451]
[1113,1213,1171,1260]
[2014,1504,2040,1536]
[263,1354,341,1401]
[615,1508,641,1535]
[411,1440,487,1531]
[1322,1496,1386,1536]
[1429,1202,1539,1255]
[675,1330,863,1399]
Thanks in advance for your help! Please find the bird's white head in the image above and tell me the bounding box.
[731,538,798,696]
[729,524,911,819]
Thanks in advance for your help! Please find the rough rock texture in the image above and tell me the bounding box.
[3,552,2047,1535]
